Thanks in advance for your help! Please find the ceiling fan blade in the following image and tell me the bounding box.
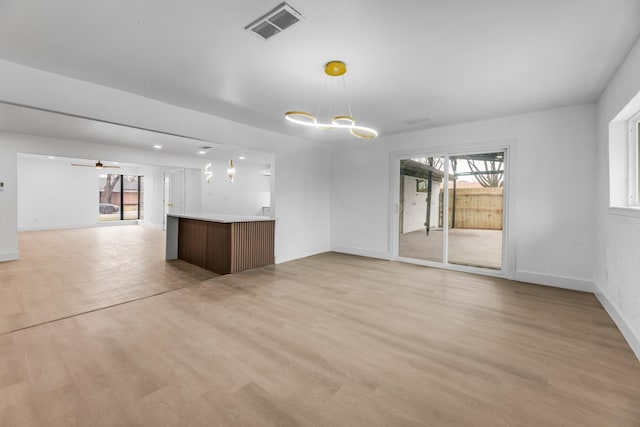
[70,162,120,168]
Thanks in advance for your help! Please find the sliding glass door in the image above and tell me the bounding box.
[122,175,140,220]
[398,150,506,272]
[98,174,144,222]
[399,156,446,263]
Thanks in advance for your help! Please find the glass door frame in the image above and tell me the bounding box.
[390,145,513,278]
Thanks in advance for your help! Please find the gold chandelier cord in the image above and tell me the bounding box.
[316,74,330,119]
[341,76,354,120]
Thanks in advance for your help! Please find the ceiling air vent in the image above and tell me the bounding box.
[245,2,304,40]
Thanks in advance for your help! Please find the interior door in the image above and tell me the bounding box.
[168,170,185,214]
[163,170,185,230]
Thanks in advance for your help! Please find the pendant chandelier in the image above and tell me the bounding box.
[285,61,378,139]
[204,162,213,183]
[227,160,236,182]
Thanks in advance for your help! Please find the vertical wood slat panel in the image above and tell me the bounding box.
[206,222,231,274]
[178,219,275,275]
[177,218,208,268]
[230,221,275,274]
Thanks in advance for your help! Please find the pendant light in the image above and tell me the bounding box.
[204,162,213,183]
[285,61,378,139]
[227,160,236,182]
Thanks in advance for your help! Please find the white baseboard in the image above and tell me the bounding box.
[19,221,140,232]
[515,270,594,292]
[0,251,19,262]
[276,246,390,265]
[594,286,640,362]
[19,223,91,232]
[331,246,391,260]
[140,221,163,229]
[95,220,139,227]
[275,246,333,265]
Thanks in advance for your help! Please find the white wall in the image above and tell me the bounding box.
[201,159,270,216]
[594,35,640,359]
[16,154,188,231]
[0,148,18,261]
[0,59,331,264]
[18,155,100,230]
[331,104,597,291]
[184,168,202,214]
[274,143,330,262]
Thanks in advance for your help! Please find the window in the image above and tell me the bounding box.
[122,175,140,220]
[98,174,144,221]
[608,89,640,215]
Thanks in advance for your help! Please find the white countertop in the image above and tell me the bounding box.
[167,212,274,223]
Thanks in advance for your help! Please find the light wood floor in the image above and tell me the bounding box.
[0,226,216,334]
[1,230,640,426]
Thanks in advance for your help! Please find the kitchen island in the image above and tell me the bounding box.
[166,213,275,275]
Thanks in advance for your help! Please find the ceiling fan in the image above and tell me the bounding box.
[70,160,120,169]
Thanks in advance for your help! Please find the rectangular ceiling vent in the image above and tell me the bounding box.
[245,2,304,40]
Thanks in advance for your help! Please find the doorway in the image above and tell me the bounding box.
[397,150,507,273]
[163,169,185,230]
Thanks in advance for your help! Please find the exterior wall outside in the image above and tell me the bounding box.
[402,175,438,234]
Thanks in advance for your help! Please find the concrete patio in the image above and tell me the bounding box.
[399,228,503,270]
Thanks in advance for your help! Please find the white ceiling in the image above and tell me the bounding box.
[0,102,273,164]
[0,0,639,142]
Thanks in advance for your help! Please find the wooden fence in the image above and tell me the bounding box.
[443,187,503,230]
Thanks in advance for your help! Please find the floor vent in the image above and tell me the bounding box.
[245,2,304,40]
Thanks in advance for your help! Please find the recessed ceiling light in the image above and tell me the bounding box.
[198,151,207,155]
[239,156,246,160]
[47,156,56,159]
[153,145,162,149]
[113,162,119,165]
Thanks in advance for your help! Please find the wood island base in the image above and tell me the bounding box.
[166,213,275,275]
